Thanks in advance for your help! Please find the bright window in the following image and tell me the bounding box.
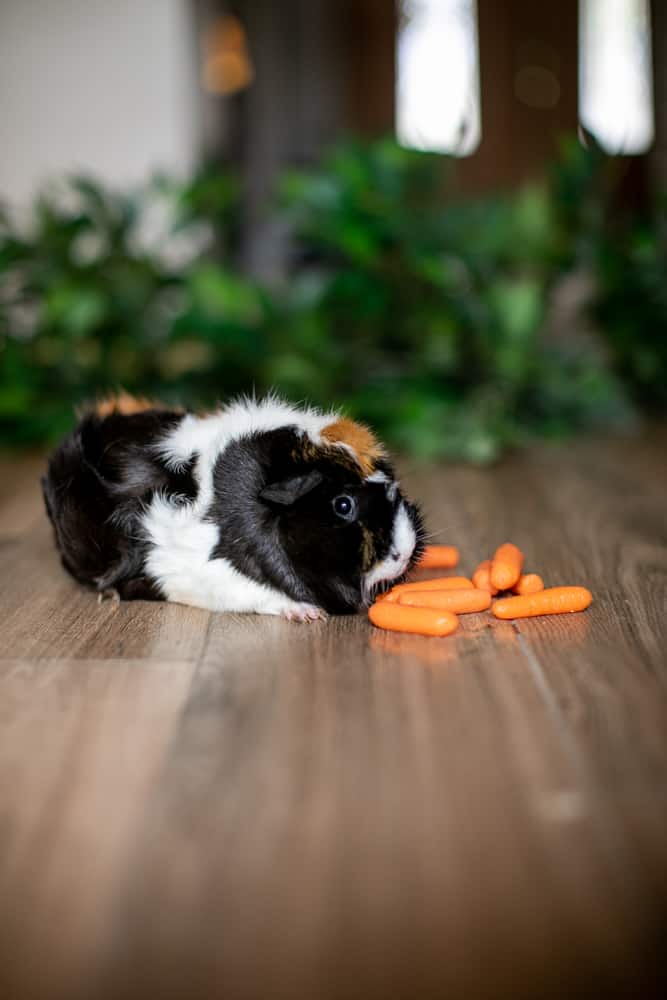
[396,0,481,156]
[579,0,654,154]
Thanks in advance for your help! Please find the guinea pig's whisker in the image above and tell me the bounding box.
[420,520,468,542]
[362,579,382,608]
[422,522,466,538]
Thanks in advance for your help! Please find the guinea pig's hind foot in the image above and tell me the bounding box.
[282,602,327,624]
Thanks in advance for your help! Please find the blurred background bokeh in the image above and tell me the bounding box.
[0,0,664,460]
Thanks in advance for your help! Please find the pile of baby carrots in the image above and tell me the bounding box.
[369,543,592,637]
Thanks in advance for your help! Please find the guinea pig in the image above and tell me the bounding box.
[42,393,425,619]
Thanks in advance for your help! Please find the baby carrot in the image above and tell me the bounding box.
[383,576,474,603]
[490,542,524,591]
[513,573,544,596]
[400,576,474,590]
[472,559,498,594]
[398,588,492,613]
[492,586,593,620]
[417,545,459,569]
[368,602,459,636]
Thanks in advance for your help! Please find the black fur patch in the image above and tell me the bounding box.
[209,427,424,614]
[43,408,196,599]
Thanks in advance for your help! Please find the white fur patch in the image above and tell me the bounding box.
[366,470,390,484]
[142,494,315,614]
[363,503,417,595]
[156,395,337,472]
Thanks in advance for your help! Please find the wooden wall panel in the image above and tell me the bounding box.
[456,0,579,193]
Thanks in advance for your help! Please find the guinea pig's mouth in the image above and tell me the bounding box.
[361,503,420,604]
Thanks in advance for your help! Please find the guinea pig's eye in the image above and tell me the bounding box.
[332,494,357,521]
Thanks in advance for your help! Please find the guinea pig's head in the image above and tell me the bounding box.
[214,418,425,614]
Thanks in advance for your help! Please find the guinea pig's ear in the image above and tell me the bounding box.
[259,469,324,506]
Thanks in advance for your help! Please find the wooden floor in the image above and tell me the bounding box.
[0,431,666,1000]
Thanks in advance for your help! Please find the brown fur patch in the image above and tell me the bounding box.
[92,392,171,418]
[321,418,385,476]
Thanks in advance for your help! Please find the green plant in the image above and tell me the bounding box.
[592,200,667,410]
[549,136,667,410]
[0,172,266,444]
[0,137,662,461]
[276,138,629,460]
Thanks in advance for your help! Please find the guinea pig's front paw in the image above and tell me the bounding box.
[97,587,121,606]
[281,602,327,624]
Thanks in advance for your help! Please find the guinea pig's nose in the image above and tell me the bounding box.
[391,549,399,561]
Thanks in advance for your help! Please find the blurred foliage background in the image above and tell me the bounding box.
[0,137,664,460]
